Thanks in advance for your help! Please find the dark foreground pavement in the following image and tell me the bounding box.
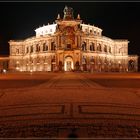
[0,72,140,139]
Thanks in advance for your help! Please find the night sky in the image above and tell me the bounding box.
[0,2,140,56]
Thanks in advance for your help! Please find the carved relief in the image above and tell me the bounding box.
[62,26,75,46]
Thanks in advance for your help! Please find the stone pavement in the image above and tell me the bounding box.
[0,72,140,139]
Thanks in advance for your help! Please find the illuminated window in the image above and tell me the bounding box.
[43,43,48,51]
[82,56,87,64]
[98,57,102,64]
[97,44,102,51]
[82,42,87,51]
[51,42,56,51]
[90,43,95,51]
[36,57,40,64]
[104,45,107,52]
[90,56,95,63]
[36,44,40,52]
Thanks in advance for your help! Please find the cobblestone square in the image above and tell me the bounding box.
[0,72,140,139]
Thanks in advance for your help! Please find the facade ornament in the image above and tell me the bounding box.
[63,5,74,20]
[57,14,61,20]
[77,14,80,20]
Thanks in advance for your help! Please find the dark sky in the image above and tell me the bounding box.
[0,2,140,56]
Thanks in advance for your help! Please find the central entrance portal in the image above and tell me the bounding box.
[64,56,74,71]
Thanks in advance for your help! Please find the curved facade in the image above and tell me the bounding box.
[9,6,138,72]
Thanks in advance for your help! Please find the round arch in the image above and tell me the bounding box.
[64,56,74,71]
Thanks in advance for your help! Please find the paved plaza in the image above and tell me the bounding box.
[0,72,140,139]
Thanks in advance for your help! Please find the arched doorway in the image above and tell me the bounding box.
[64,56,74,71]
[128,59,135,71]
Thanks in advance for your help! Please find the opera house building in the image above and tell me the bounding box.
[7,6,138,72]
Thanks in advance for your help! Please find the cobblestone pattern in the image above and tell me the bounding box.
[87,124,140,138]
[0,123,140,138]
[0,124,58,138]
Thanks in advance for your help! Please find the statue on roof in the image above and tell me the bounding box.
[63,6,74,20]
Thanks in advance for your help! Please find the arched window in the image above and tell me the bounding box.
[109,47,111,53]
[82,56,87,64]
[38,45,40,51]
[90,56,95,63]
[30,45,33,53]
[36,44,40,52]
[97,44,102,51]
[43,43,48,51]
[43,43,45,51]
[98,57,102,64]
[104,45,107,52]
[90,43,95,51]
[26,47,29,53]
[90,30,93,34]
[51,42,56,51]
[82,42,87,51]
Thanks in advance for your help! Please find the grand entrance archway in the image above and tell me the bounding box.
[64,56,74,71]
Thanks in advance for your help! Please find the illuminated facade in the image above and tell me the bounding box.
[9,6,138,72]
[0,56,9,72]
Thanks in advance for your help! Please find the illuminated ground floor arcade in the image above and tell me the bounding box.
[9,51,138,72]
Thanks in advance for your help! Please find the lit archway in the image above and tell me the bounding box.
[64,56,74,71]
